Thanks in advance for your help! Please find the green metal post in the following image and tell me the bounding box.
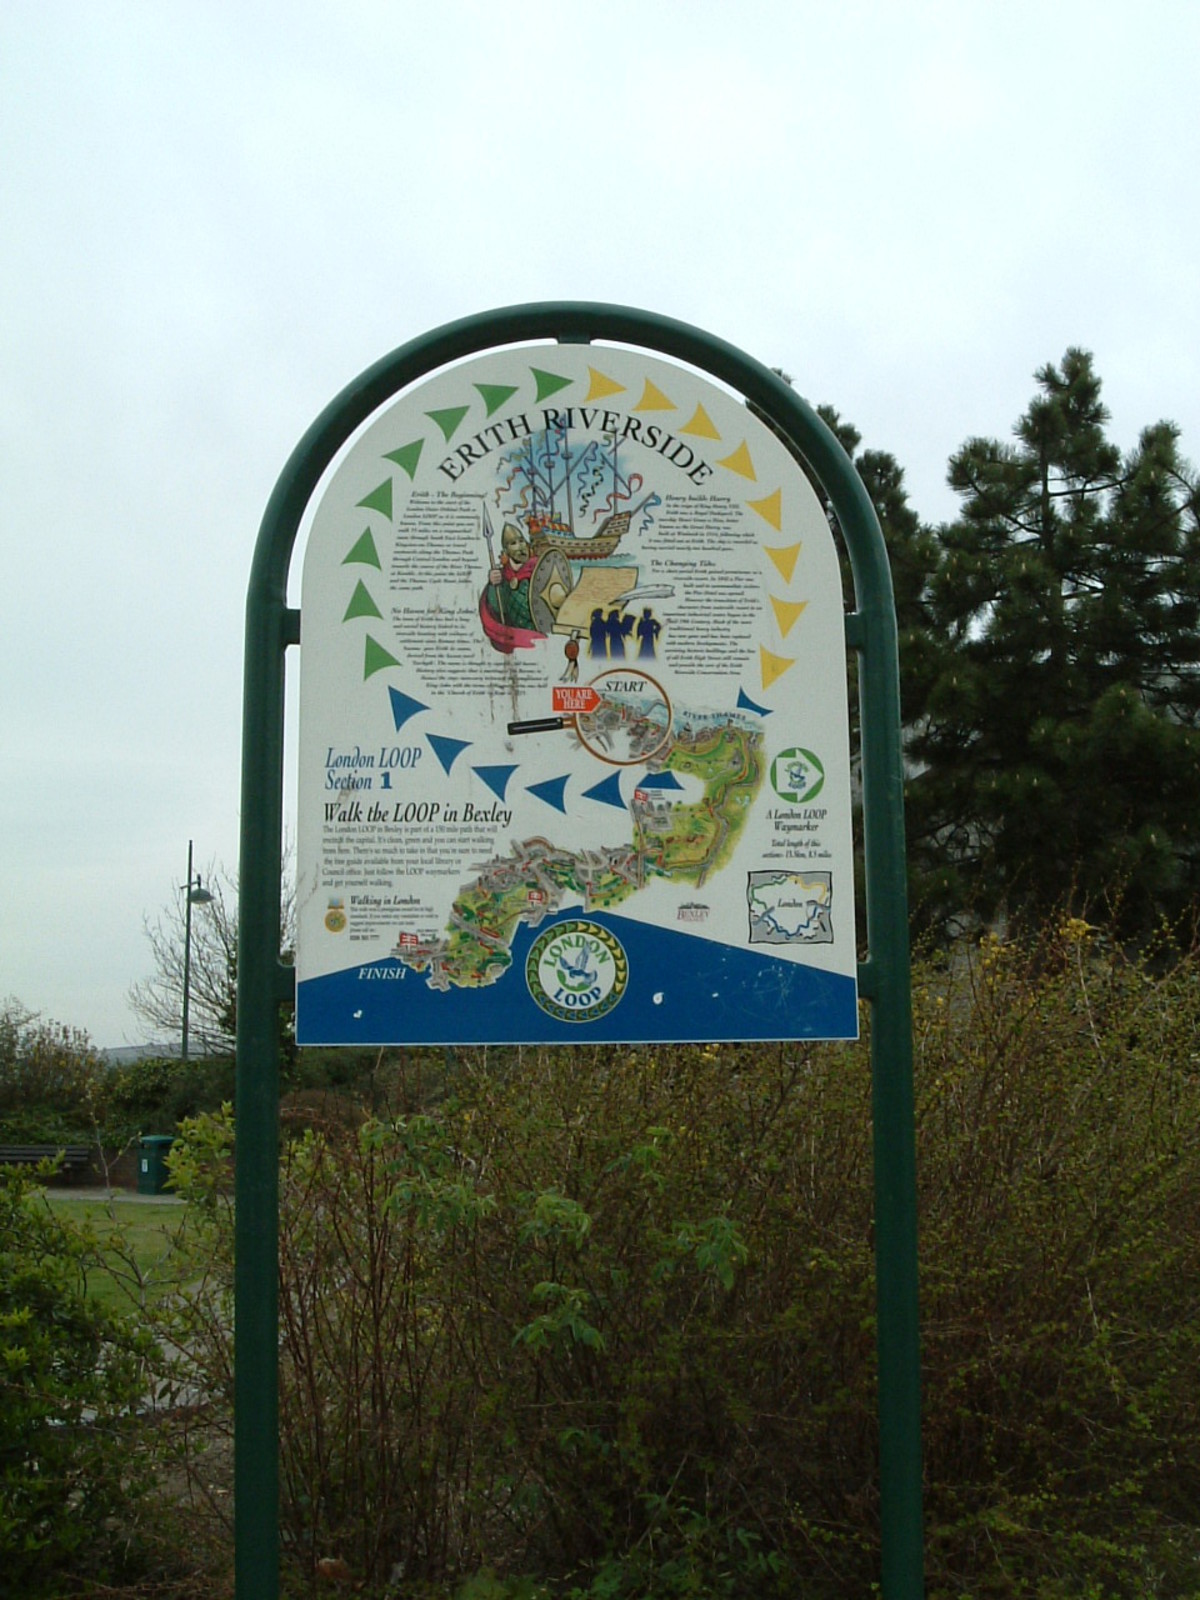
[238,303,922,1599]
[235,535,289,1600]
[752,368,923,1597]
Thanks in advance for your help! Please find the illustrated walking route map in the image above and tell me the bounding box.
[296,346,858,1043]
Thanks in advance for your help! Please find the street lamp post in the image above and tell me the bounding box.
[181,839,214,1063]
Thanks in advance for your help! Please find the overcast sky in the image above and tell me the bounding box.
[3,1,1197,1047]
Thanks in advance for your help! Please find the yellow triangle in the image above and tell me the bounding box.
[584,367,626,401]
[716,440,757,480]
[760,646,797,690]
[770,596,809,637]
[748,488,783,530]
[680,403,721,439]
[633,377,675,412]
[764,542,801,583]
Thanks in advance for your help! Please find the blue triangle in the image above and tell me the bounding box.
[473,763,518,802]
[427,733,471,775]
[582,772,625,810]
[527,774,569,813]
[637,770,683,790]
[737,687,772,717]
[389,687,429,730]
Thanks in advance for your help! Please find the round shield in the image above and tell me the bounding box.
[529,549,574,634]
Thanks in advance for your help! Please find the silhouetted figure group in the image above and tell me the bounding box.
[589,605,661,661]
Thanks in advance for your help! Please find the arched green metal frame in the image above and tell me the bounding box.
[238,303,922,1598]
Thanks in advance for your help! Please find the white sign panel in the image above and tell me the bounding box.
[296,347,857,1043]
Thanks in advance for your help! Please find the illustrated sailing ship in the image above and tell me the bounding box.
[478,425,664,652]
[515,430,653,559]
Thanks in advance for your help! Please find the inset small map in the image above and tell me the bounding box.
[747,871,834,945]
[575,668,672,766]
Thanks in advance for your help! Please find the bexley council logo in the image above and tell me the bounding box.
[769,746,825,805]
[526,919,628,1023]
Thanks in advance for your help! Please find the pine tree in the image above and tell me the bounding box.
[814,405,942,728]
[908,350,1200,932]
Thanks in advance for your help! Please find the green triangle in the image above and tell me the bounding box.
[343,581,383,622]
[357,478,393,519]
[384,438,424,480]
[531,367,573,402]
[364,635,400,679]
[343,528,381,569]
[475,382,518,416]
[426,406,470,442]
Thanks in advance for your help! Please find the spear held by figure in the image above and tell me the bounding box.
[480,499,508,625]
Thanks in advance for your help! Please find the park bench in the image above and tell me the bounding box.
[0,1144,92,1181]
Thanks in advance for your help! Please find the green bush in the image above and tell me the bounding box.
[103,1052,237,1143]
[166,1048,877,1595]
[161,925,1200,1598]
[0,1000,106,1142]
[0,1167,159,1595]
[916,921,1200,1596]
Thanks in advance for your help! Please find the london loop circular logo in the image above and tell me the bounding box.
[769,746,825,805]
[526,919,629,1023]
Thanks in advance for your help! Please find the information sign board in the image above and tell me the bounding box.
[296,345,857,1043]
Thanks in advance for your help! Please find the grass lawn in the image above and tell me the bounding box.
[42,1193,189,1317]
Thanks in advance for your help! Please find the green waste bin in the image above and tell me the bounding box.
[137,1134,175,1195]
